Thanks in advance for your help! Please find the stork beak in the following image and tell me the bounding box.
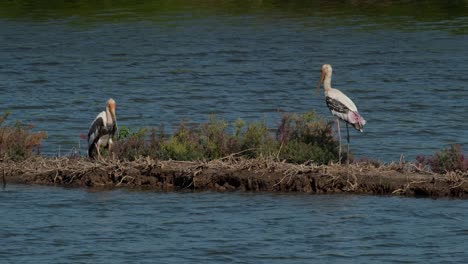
[112,109,117,122]
[315,71,325,96]
[109,105,117,122]
[115,119,120,139]
[110,107,119,138]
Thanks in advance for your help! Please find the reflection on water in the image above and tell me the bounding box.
[1,185,468,263]
[0,0,467,162]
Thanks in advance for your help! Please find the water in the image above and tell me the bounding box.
[1,184,467,263]
[0,1,467,161]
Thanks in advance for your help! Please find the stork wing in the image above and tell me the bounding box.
[88,116,105,148]
[326,96,350,114]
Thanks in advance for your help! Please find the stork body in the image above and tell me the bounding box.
[316,64,366,163]
[88,98,117,159]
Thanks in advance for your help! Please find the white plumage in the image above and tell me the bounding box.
[87,98,117,159]
[316,64,366,162]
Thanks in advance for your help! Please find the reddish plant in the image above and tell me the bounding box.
[417,144,468,173]
[0,112,47,161]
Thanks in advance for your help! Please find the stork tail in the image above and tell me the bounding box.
[88,143,96,159]
[348,111,366,132]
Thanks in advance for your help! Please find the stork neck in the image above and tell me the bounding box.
[106,108,113,126]
[323,73,332,91]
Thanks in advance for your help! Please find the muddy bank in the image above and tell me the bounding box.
[2,157,468,198]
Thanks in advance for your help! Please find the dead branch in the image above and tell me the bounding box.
[117,175,135,186]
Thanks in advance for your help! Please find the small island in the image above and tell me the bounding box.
[1,111,467,198]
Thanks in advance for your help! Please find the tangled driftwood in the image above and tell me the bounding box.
[1,156,468,198]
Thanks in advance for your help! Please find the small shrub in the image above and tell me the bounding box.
[241,120,277,158]
[112,125,149,160]
[147,127,167,158]
[0,112,48,161]
[163,123,204,160]
[426,144,468,173]
[199,115,230,159]
[415,154,427,171]
[276,111,338,164]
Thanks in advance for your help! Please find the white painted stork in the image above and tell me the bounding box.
[315,64,366,163]
[87,98,118,159]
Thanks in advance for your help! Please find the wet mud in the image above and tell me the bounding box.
[2,157,468,198]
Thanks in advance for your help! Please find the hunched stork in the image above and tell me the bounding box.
[87,98,118,159]
[315,64,366,163]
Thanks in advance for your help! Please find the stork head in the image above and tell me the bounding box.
[107,98,116,121]
[315,64,333,95]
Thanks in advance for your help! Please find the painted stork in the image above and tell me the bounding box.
[87,98,118,159]
[315,64,366,163]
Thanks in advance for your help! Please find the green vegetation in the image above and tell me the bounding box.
[1,1,466,34]
[112,111,339,164]
[3,108,467,172]
[113,114,468,170]
[276,112,338,164]
[0,112,48,161]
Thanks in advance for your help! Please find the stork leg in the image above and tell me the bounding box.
[336,118,341,163]
[346,123,350,165]
[95,143,102,161]
[108,142,114,161]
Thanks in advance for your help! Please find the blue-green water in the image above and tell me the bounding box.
[1,185,468,263]
[1,2,468,262]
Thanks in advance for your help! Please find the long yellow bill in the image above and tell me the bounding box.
[111,110,119,139]
[315,71,325,96]
[115,120,120,139]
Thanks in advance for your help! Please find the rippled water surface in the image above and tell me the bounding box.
[1,1,467,161]
[1,185,468,263]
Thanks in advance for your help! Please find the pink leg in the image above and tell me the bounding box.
[96,143,102,161]
[346,123,350,165]
[336,118,341,163]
